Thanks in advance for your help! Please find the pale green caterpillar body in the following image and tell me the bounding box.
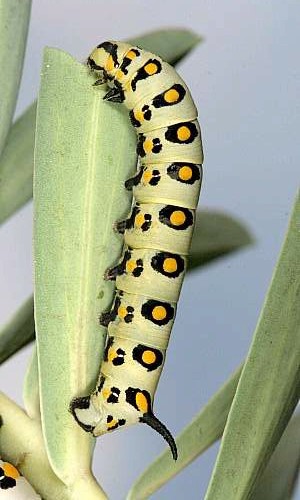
[70,41,204,460]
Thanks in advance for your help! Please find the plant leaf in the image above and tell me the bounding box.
[127,365,242,499]
[0,0,31,156]
[0,296,34,365]
[23,345,40,419]
[34,47,136,493]
[251,411,300,500]
[0,28,202,225]
[129,28,202,65]
[204,191,300,500]
[0,391,69,499]
[189,209,253,270]
[0,103,36,225]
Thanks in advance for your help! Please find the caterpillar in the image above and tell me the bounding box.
[70,41,203,460]
[0,459,40,499]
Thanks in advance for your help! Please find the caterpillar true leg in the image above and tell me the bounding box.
[103,87,124,102]
[70,40,203,461]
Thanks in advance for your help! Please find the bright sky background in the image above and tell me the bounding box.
[0,1,299,498]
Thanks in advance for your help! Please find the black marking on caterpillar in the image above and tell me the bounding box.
[96,41,119,67]
[132,344,164,371]
[106,248,144,280]
[106,415,126,431]
[165,121,198,144]
[125,166,145,190]
[152,83,186,108]
[167,162,202,185]
[129,105,152,128]
[119,48,140,75]
[158,205,194,231]
[136,134,162,157]
[131,59,162,91]
[151,251,185,279]
[141,299,175,326]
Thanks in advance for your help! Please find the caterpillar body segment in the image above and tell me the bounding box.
[71,41,203,461]
[118,202,195,255]
[100,290,176,350]
[125,162,203,209]
[106,246,187,303]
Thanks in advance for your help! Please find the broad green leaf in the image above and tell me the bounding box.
[251,411,300,500]
[23,345,40,419]
[34,48,136,495]
[0,0,31,156]
[205,191,300,500]
[189,209,253,270]
[2,209,252,363]
[0,103,36,225]
[0,391,69,499]
[129,28,202,65]
[127,365,242,500]
[0,296,34,365]
[0,28,202,225]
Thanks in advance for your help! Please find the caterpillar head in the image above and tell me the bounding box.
[87,40,130,81]
[70,383,177,460]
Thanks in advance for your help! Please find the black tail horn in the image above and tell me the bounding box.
[140,413,178,461]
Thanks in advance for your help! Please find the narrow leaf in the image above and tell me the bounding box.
[251,412,300,500]
[0,103,36,224]
[0,296,34,365]
[0,28,202,225]
[127,365,242,499]
[0,0,32,155]
[23,346,40,419]
[205,191,300,500]
[34,48,136,493]
[129,28,202,65]
[189,209,253,270]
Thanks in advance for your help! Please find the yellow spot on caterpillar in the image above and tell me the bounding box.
[118,305,127,319]
[126,260,136,273]
[142,170,153,183]
[145,62,158,75]
[177,126,191,141]
[143,138,153,154]
[106,55,115,72]
[134,109,144,122]
[126,50,137,60]
[108,349,117,362]
[142,350,156,364]
[135,213,145,227]
[179,166,193,181]
[3,463,20,479]
[152,305,167,321]
[163,257,178,273]
[125,80,132,91]
[170,210,186,226]
[164,88,180,103]
[115,69,125,81]
[107,418,118,429]
[136,392,149,413]
[102,388,110,400]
